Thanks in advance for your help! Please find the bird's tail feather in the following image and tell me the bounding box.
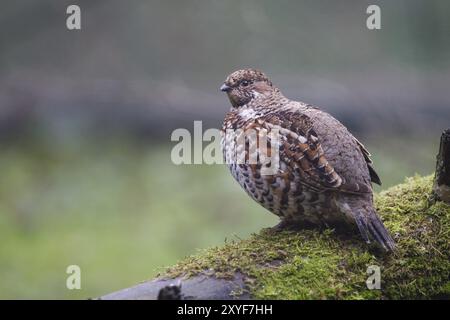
[354,208,395,251]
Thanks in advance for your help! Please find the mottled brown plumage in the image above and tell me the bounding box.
[220,68,395,251]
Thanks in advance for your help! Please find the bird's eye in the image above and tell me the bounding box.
[241,80,250,87]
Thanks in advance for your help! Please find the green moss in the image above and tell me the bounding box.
[163,175,450,299]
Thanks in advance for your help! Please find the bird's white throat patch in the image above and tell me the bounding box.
[238,107,260,121]
[252,90,262,98]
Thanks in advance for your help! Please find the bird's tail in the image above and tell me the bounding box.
[354,207,395,251]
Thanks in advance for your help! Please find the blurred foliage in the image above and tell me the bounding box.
[1,0,450,77]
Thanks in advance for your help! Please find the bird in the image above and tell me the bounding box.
[219,68,395,251]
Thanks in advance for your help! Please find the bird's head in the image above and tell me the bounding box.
[220,68,276,108]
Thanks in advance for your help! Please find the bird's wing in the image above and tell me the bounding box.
[354,138,382,185]
[255,110,372,194]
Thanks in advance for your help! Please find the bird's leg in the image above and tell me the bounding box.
[270,219,299,232]
[270,219,320,233]
[271,220,288,232]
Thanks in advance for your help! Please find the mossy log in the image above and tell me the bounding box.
[101,175,450,300]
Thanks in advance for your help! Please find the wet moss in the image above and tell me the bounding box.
[163,175,450,299]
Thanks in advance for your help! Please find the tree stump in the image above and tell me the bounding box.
[433,129,450,204]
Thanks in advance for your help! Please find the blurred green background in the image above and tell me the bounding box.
[0,0,449,299]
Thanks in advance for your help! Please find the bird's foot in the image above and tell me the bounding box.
[269,220,300,233]
[269,219,319,234]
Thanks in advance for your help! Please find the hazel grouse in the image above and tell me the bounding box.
[220,68,395,251]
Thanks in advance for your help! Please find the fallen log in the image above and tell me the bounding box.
[99,131,450,300]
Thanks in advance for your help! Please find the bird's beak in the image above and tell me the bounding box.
[220,84,231,92]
